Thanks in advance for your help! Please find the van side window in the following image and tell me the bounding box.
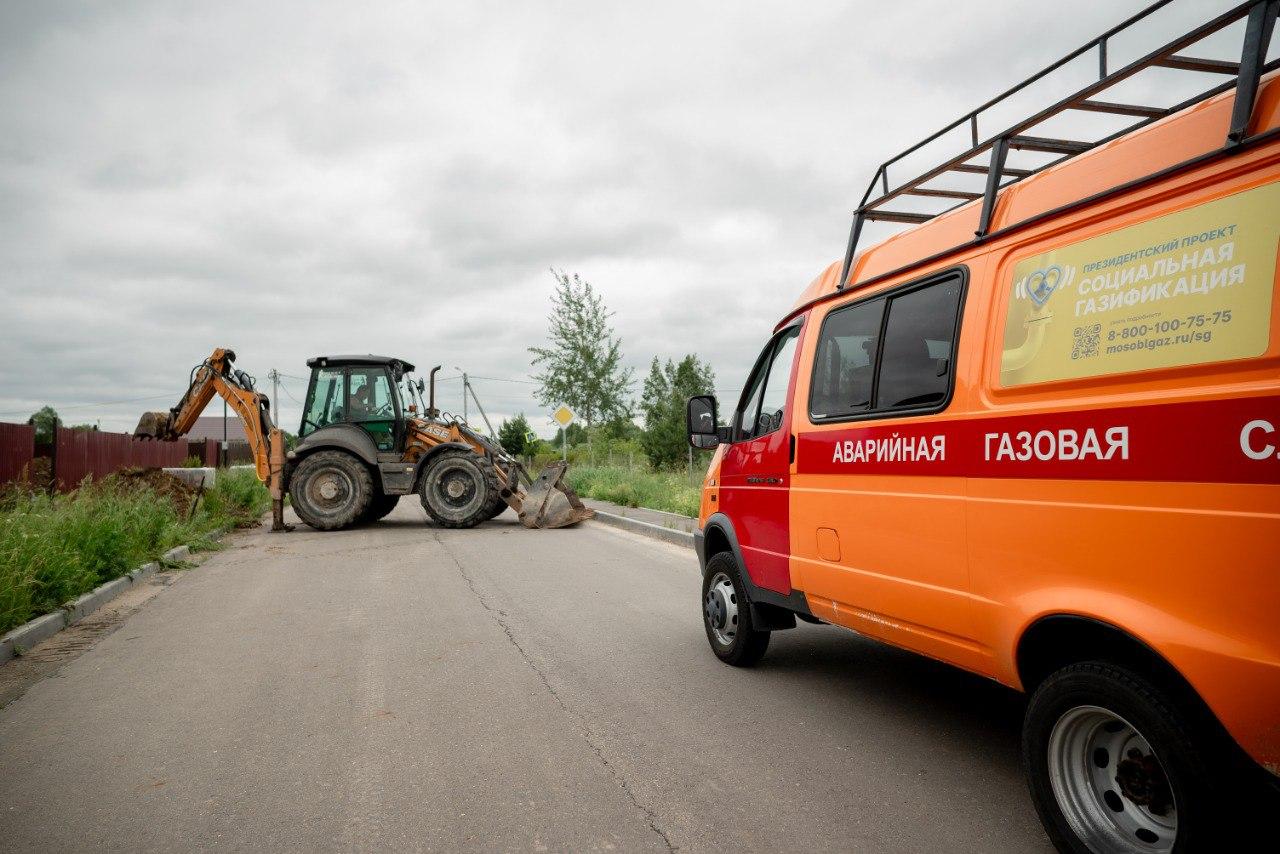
[809,272,963,421]
[876,277,962,408]
[810,299,884,418]
[737,325,801,441]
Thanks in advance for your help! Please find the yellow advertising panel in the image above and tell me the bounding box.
[1000,181,1279,387]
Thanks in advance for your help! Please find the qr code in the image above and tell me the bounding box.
[1071,323,1101,360]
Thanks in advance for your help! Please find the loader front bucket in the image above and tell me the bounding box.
[517,461,594,529]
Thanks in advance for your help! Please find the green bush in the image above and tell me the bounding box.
[564,465,701,518]
[0,469,270,635]
[200,468,271,531]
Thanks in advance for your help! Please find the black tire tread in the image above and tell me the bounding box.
[702,552,770,667]
[418,449,499,529]
[1023,660,1219,853]
[362,493,400,524]
[289,450,374,532]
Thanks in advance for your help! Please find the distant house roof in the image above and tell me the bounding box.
[188,416,249,442]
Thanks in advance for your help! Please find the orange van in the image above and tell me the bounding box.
[686,3,1279,851]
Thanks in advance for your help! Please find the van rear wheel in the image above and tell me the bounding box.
[701,552,770,667]
[1023,662,1221,853]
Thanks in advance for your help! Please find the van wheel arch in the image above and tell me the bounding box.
[1018,615,1192,696]
[702,524,734,574]
[1016,614,1276,832]
[1016,614,1235,752]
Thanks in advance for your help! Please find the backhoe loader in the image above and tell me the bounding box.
[135,348,592,532]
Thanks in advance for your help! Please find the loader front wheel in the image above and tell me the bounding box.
[289,450,374,531]
[419,449,498,529]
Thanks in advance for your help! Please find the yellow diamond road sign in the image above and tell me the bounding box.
[551,405,575,427]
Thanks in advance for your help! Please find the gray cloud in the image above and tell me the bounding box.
[2,0,1228,435]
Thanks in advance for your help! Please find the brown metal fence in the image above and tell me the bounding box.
[0,422,35,484]
[0,424,258,490]
[52,428,189,491]
[183,438,253,467]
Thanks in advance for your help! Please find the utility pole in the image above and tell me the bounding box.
[462,372,468,423]
[268,368,280,417]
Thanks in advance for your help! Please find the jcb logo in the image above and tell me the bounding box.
[1240,419,1279,460]
[1014,264,1076,307]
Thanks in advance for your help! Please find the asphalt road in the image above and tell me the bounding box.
[0,501,1051,852]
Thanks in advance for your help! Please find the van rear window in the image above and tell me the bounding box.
[1000,181,1280,387]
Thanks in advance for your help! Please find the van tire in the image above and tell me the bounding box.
[701,552,770,667]
[1023,661,1223,853]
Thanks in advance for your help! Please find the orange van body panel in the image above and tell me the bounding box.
[703,74,1280,772]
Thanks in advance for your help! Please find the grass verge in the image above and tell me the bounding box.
[563,465,701,518]
[0,468,269,636]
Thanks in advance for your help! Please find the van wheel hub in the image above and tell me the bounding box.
[1047,705,1176,852]
[704,572,739,646]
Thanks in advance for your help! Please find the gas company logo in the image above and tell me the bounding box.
[1014,264,1076,306]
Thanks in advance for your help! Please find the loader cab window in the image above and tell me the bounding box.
[348,368,399,452]
[301,367,345,437]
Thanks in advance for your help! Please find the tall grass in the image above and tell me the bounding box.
[0,469,269,636]
[564,465,701,518]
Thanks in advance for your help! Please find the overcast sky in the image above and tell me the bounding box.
[0,0,1247,436]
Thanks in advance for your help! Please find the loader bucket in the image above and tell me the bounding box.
[134,411,176,440]
[517,461,594,529]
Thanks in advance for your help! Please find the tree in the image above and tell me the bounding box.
[27,405,61,444]
[639,355,716,469]
[498,413,534,456]
[552,423,588,447]
[529,270,633,432]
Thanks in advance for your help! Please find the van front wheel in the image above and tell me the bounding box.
[701,552,770,667]
[1023,662,1218,853]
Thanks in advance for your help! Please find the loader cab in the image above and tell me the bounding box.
[300,355,413,453]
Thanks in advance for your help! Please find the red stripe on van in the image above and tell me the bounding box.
[796,395,1280,485]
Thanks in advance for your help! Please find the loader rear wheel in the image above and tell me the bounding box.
[419,449,498,529]
[289,450,373,531]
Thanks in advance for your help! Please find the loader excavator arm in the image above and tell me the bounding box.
[135,347,291,532]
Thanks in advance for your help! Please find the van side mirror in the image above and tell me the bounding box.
[687,395,721,450]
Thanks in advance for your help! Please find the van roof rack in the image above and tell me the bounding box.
[838,0,1279,290]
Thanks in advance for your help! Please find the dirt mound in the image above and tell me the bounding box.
[97,467,198,517]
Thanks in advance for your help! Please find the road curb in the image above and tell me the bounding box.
[0,534,221,664]
[589,509,695,550]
